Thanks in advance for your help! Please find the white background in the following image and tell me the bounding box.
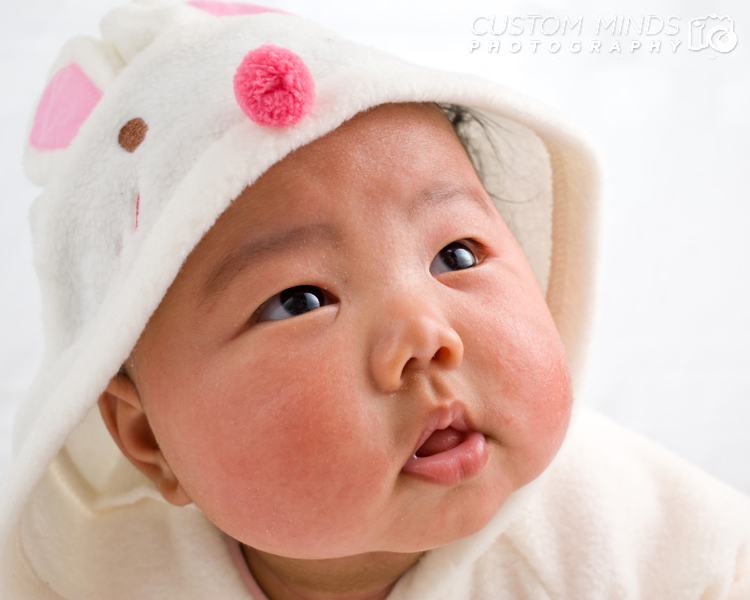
[1,0,748,494]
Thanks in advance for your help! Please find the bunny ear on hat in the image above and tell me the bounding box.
[22,1,196,187]
[23,1,289,187]
[99,0,286,65]
[24,36,125,186]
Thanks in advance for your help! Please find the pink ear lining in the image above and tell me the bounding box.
[187,1,288,16]
[30,63,103,151]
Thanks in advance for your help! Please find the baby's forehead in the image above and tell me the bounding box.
[215,102,475,215]
[272,102,467,173]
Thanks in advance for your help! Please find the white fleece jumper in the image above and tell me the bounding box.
[1,1,748,599]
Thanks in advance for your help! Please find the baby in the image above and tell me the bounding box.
[1,2,748,600]
[99,100,572,598]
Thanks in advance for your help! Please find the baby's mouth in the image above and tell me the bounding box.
[414,427,466,457]
[402,406,489,485]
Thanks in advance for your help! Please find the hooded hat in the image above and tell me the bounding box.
[0,1,602,598]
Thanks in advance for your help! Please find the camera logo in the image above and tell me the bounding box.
[689,15,738,53]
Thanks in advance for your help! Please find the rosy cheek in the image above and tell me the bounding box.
[468,272,573,486]
[159,332,393,546]
[520,345,572,468]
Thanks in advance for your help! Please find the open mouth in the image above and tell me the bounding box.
[414,426,466,457]
[402,408,488,486]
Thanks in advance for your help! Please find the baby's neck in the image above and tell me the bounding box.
[242,545,424,600]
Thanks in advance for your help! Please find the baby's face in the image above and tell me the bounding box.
[127,103,572,559]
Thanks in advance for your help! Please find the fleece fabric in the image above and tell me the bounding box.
[1,1,748,598]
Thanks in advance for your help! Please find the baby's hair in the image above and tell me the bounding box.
[440,103,531,207]
[438,103,504,201]
[439,103,484,177]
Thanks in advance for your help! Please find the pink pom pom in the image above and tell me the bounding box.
[233,44,315,127]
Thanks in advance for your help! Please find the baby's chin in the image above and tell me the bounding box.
[386,476,520,553]
[229,467,516,560]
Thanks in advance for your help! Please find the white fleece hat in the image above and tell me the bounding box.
[0,1,602,598]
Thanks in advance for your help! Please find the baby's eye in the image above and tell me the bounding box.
[430,240,485,275]
[255,285,333,323]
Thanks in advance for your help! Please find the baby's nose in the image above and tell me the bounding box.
[369,294,463,393]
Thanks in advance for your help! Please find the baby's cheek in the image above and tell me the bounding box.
[178,340,394,550]
[469,284,572,486]
[517,342,572,472]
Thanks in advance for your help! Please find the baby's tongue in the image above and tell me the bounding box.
[415,427,465,457]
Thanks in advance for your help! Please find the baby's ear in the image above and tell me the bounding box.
[98,373,192,507]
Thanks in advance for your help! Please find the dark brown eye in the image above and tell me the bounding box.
[118,118,148,152]
[430,240,481,275]
[256,286,333,322]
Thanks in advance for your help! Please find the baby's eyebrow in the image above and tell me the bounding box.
[200,186,492,306]
[199,223,339,305]
[408,186,495,220]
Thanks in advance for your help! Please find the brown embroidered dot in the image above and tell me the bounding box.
[118,118,148,152]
